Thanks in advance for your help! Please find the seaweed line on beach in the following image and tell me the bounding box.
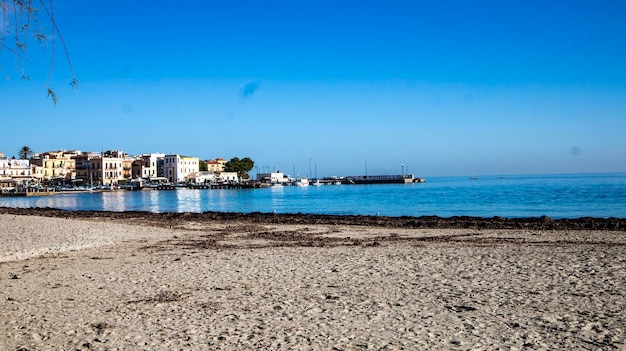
[2,207,625,231]
[139,224,626,253]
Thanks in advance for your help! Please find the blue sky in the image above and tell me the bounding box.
[1,0,625,177]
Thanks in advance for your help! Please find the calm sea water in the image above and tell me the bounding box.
[2,173,625,219]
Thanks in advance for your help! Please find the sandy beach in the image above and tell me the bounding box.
[1,209,625,350]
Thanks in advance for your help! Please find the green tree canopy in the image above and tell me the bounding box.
[199,160,208,171]
[18,146,33,159]
[225,157,255,179]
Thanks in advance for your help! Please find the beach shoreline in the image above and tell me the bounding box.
[2,206,625,230]
[1,209,625,350]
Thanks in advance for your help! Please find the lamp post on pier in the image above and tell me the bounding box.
[365,160,368,181]
[401,163,405,179]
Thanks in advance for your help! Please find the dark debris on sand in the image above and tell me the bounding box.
[1,207,625,231]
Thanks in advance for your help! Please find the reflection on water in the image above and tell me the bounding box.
[204,189,230,213]
[175,189,202,212]
[145,190,160,213]
[101,191,128,212]
[270,186,285,213]
[0,192,81,209]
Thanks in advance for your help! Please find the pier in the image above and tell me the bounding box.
[339,175,425,185]
[0,187,56,197]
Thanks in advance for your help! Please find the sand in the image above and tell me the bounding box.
[1,213,625,350]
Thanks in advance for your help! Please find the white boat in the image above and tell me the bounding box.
[294,177,309,187]
[312,179,322,186]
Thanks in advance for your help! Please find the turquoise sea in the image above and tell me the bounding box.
[2,173,625,219]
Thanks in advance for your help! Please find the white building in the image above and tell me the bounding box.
[132,153,164,179]
[163,154,199,183]
[9,159,32,177]
[189,171,216,184]
[189,171,239,184]
[0,156,9,178]
[0,159,35,185]
[217,171,239,183]
[256,172,288,183]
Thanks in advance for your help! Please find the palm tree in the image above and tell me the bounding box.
[18,146,34,159]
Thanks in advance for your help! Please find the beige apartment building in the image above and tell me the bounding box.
[205,158,227,172]
[74,152,100,185]
[31,154,76,182]
[72,150,128,186]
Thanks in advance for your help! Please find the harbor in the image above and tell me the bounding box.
[1,150,430,198]
[0,174,427,197]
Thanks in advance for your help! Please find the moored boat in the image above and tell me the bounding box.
[294,177,309,187]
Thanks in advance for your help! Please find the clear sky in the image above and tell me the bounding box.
[1,0,625,177]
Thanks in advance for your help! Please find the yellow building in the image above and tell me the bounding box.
[31,151,80,183]
[122,159,133,180]
[33,157,76,181]
[206,157,227,172]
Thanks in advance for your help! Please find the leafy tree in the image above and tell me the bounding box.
[18,145,33,159]
[225,157,255,179]
[1,0,78,104]
[199,160,208,171]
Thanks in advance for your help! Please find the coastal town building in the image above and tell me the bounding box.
[189,171,216,184]
[163,154,199,183]
[31,152,76,182]
[0,153,9,178]
[77,150,129,186]
[132,153,165,180]
[31,164,44,182]
[218,171,239,183]
[205,158,227,172]
[73,152,100,185]
[7,159,33,179]
[189,171,239,184]
[87,157,117,185]
[0,148,236,188]
[33,150,82,160]
[0,153,12,189]
[122,159,133,181]
[256,172,288,183]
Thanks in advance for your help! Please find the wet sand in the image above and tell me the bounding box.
[1,208,625,350]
